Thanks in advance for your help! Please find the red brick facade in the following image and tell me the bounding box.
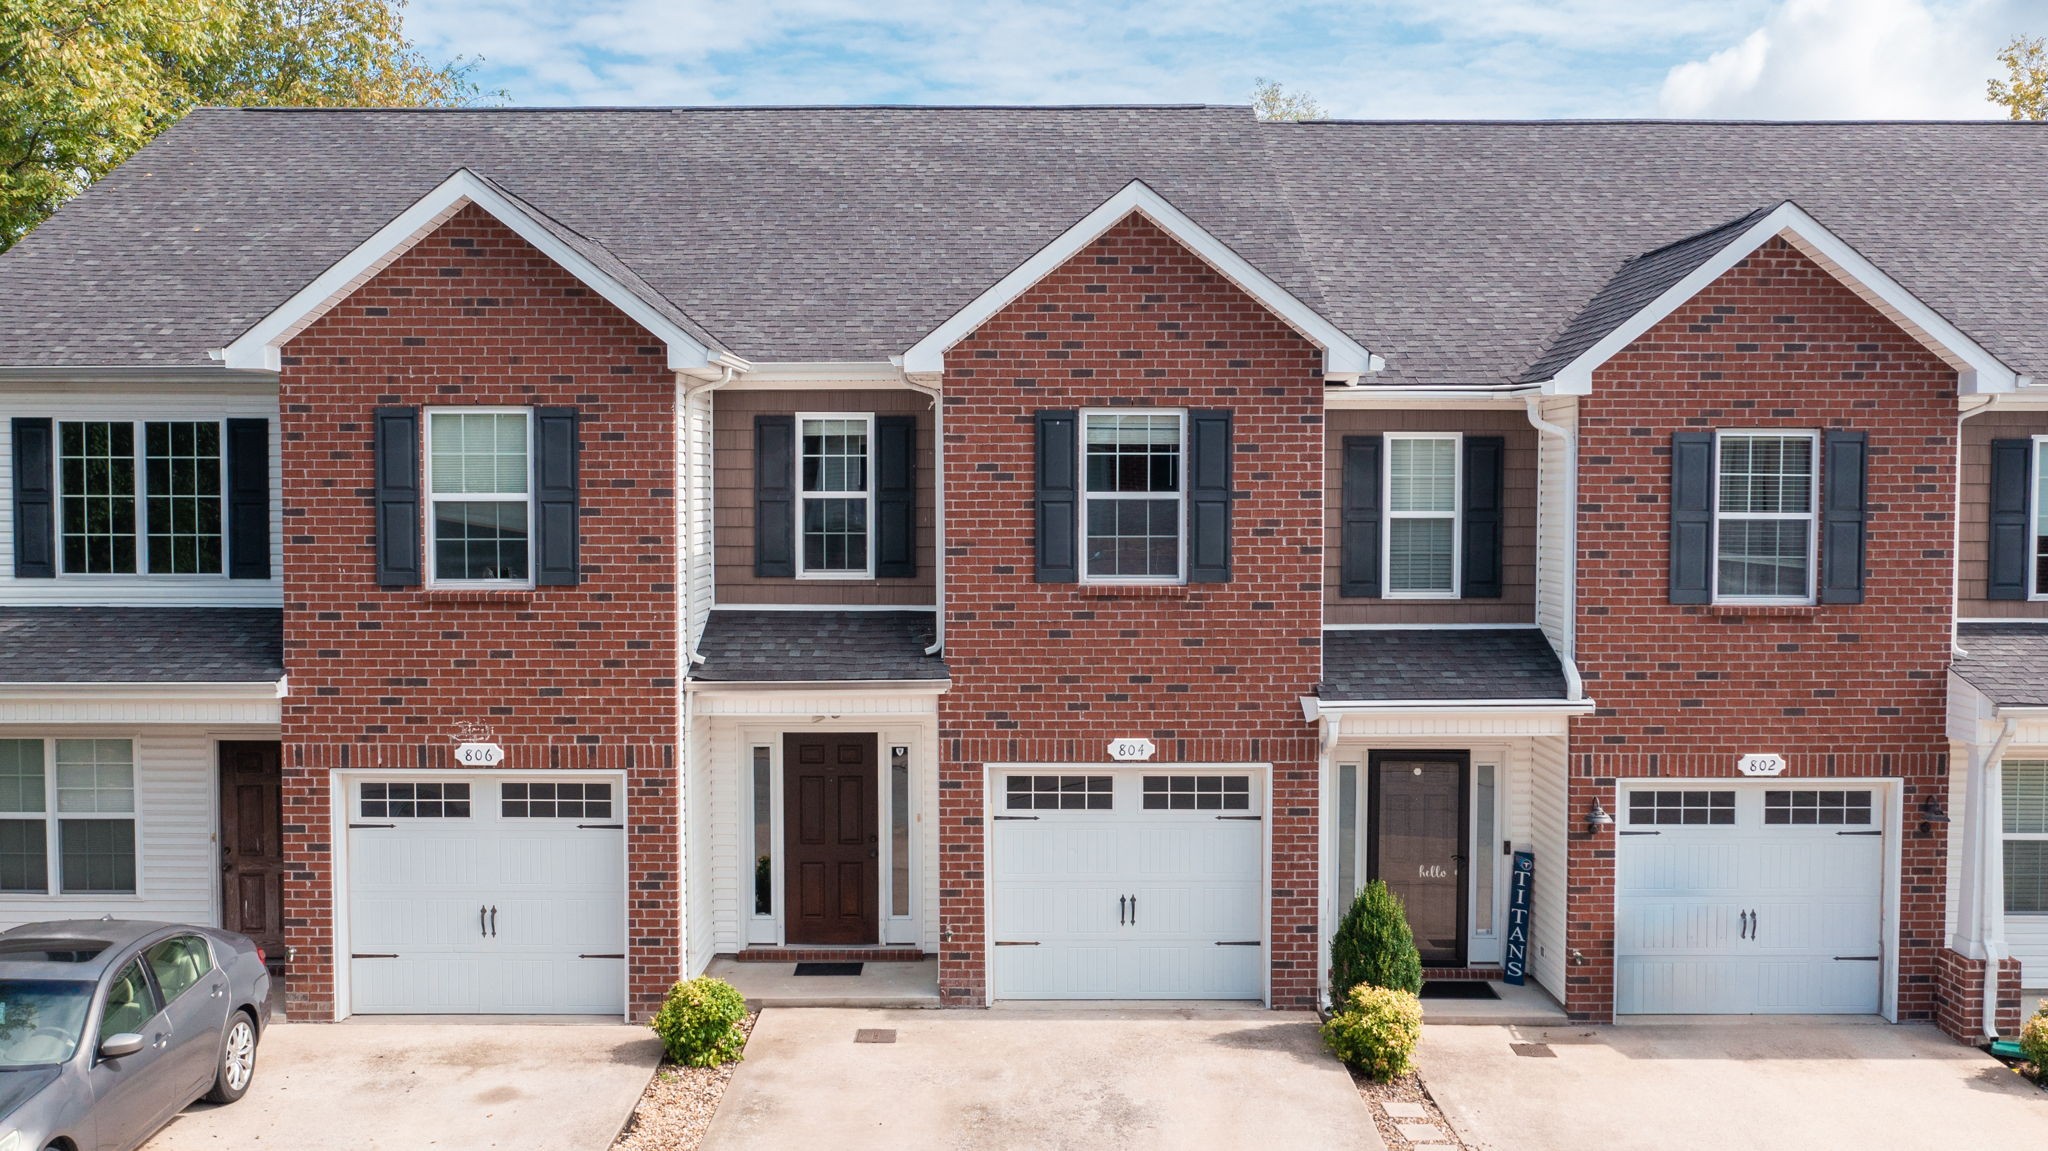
[1935,948,2027,1040]
[1569,238,1957,1022]
[275,205,680,1019]
[936,215,1327,1007]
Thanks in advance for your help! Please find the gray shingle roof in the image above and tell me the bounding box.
[1953,622,2048,708]
[692,609,946,683]
[1320,627,1567,702]
[0,607,282,684]
[9,110,2048,385]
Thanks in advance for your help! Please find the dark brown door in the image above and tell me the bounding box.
[218,741,284,959]
[783,734,878,945]
[1369,751,1469,966]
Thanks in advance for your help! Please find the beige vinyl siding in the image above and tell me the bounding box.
[1959,410,2048,618]
[713,389,935,604]
[1325,408,1537,624]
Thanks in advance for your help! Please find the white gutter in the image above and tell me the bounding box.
[1980,715,2020,1039]
[902,377,946,656]
[1305,696,1597,717]
[1524,396,1585,701]
[683,679,951,694]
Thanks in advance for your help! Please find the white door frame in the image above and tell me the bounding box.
[329,767,631,1022]
[1610,776,1902,1022]
[739,724,926,949]
[980,761,1274,1005]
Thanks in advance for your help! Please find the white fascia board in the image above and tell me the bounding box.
[724,362,913,390]
[682,678,950,693]
[901,179,1376,380]
[1314,698,1596,715]
[217,169,717,374]
[1536,202,2017,396]
[1324,385,1540,410]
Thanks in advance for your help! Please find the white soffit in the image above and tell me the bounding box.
[1537,201,2019,396]
[216,169,717,374]
[900,179,1379,382]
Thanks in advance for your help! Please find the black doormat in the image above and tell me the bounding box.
[794,962,864,977]
[1420,980,1499,1000]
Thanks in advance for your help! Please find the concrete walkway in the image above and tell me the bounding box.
[703,1006,1380,1150]
[1420,1018,2048,1151]
[144,1018,661,1151]
[706,957,941,1008]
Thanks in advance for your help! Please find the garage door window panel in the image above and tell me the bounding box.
[427,410,531,585]
[1714,431,1817,603]
[359,781,471,819]
[1764,789,1873,826]
[500,781,611,820]
[1627,789,1735,826]
[2005,761,2048,916]
[1005,775,1112,811]
[1082,412,1183,582]
[1140,775,1250,811]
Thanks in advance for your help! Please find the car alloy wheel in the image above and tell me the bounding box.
[222,1017,256,1092]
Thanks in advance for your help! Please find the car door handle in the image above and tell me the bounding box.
[210,982,225,999]
[152,1032,169,1050]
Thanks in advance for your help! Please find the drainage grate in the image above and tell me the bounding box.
[1510,1043,1555,1058]
[854,1029,897,1044]
[793,962,863,976]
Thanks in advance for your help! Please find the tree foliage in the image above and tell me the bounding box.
[1,0,497,249]
[1988,34,2048,121]
[1251,77,1325,122]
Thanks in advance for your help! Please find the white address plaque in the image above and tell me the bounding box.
[455,742,506,767]
[1108,738,1157,762]
[1736,753,1785,777]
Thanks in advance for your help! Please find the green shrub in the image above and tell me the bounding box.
[1321,984,1424,1081]
[1330,879,1424,1002]
[2021,999,2048,1082]
[651,976,748,1067]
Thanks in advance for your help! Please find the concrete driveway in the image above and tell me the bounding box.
[144,1018,661,1150]
[1421,1019,2048,1151]
[703,1006,1379,1150]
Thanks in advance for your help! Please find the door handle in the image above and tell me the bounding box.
[152,1032,168,1050]
[1119,895,1126,926]
[1751,908,1758,941]
[1738,910,1749,939]
[210,983,225,999]
[489,906,498,937]
[480,905,487,937]
[1129,895,1137,926]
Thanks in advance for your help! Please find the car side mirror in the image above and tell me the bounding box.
[98,1033,145,1060]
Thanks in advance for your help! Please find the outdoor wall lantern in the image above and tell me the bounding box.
[1586,802,1614,834]
[1918,795,1950,836]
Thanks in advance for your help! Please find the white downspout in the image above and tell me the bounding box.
[904,379,945,655]
[1980,716,2020,1038]
[1525,397,1585,701]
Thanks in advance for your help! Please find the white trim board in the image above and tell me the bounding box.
[216,169,719,375]
[1530,201,2021,397]
[900,180,1379,383]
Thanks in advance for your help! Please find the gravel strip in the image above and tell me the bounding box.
[1353,1067,1468,1150]
[613,1013,758,1151]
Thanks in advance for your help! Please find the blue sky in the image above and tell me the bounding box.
[404,0,2033,119]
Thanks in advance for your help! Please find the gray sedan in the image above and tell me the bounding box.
[0,920,272,1151]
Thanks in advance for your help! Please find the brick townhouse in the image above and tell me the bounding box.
[2,107,2046,1041]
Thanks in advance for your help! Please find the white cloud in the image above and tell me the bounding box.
[1657,0,2017,118]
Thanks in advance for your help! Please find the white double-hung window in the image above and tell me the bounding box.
[1384,433,1461,597]
[426,409,532,585]
[797,414,873,577]
[1714,430,1818,603]
[2007,760,2048,916]
[1082,411,1184,582]
[57,420,224,575]
[0,738,137,895]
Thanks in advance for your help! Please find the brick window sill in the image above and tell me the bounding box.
[1076,584,1191,600]
[421,588,539,606]
[1706,603,1822,618]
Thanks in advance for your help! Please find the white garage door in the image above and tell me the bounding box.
[347,775,625,1015]
[1616,785,1884,1015]
[991,770,1264,1000]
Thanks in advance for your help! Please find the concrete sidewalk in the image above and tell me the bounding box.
[1420,1018,2048,1151]
[703,1006,1379,1150]
[145,1018,661,1150]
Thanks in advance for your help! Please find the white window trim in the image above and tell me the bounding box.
[1381,431,1463,600]
[1078,407,1187,586]
[2031,436,2048,602]
[794,412,877,580]
[424,407,535,589]
[1710,428,1820,606]
[0,737,143,899]
[54,418,229,580]
[2005,759,2048,918]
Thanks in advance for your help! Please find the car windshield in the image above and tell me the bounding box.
[0,979,94,1067]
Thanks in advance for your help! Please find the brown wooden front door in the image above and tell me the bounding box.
[1368,751,1470,967]
[218,741,285,959]
[783,733,878,945]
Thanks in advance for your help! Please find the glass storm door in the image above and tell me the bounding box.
[1369,753,1470,966]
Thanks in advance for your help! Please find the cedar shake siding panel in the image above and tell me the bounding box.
[1324,408,1537,625]
[713,388,935,604]
[1959,409,2048,618]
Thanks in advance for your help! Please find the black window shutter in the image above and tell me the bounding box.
[1461,435,1505,598]
[1339,435,1382,598]
[533,406,580,586]
[874,414,917,579]
[225,418,271,580]
[1035,410,1078,583]
[1669,431,1715,604]
[754,415,795,578]
[373,406,421,588]
[10,418,55,578]
[1989,437,2033,601]
[1819,429,1868,605]
[1187,409,1233,583]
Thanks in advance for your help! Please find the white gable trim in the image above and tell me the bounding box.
[900,180,1379,382]
[1535,201,2020,396]
[216,169,717,374]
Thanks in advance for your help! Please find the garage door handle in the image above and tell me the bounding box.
[1739,910,1750,940]
[1119,895,1126,926]
[1129,895,1136,926]
[1833,955,1881,961]
[1215,941,1261,947]
[490,906,497,937]
[480,905,487,937]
